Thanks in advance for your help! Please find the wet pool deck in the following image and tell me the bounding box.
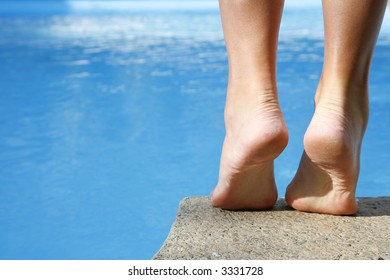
[154,196,390,260]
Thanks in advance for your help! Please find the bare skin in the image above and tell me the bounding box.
[211,0,288,210]
[285,0,387,215]
[212,0,387,214]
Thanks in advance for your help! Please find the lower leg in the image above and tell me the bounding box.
[286,0,387,215]
[211,0,287,210]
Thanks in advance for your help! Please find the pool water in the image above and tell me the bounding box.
[0,3,389,259]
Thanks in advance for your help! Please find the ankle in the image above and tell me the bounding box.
[321,56,371,91]
[315,80,369,130]
[224,79,281,124]
[318,75,369,109]
[227,77,277,97]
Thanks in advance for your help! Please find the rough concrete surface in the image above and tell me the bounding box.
[154,196,390,260]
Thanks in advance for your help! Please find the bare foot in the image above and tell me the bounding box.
[285,83,368,215]
[211,81,288,210]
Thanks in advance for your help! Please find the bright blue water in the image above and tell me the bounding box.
[0,4,389,259]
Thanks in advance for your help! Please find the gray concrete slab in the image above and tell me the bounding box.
[154,196,390,260]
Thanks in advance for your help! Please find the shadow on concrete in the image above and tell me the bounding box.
[248,197,390,217]
[354,197,390,217]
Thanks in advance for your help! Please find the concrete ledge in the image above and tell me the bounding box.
[154,196,390,260]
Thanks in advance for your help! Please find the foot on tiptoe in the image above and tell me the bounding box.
[211,81,288,210]
[286,84,368,215]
